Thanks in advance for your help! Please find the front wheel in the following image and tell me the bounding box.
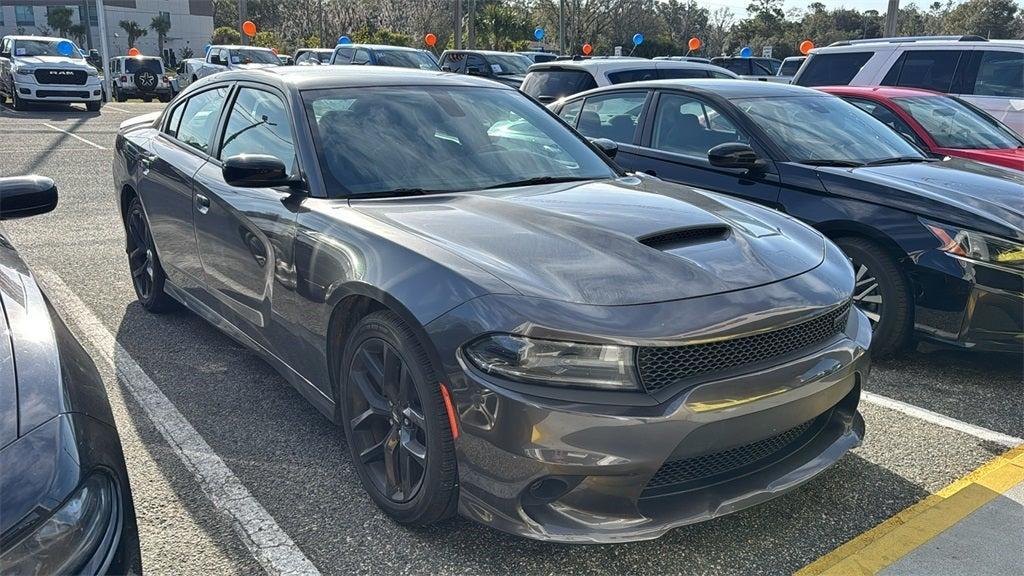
[339,311,458,525]
[835,236,911,357]
[11,89,26,110]
[86,100,101,112]
[125,197,176,313]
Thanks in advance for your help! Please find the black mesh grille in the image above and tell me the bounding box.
[644,418,815,492]
[34,69,88,85]
[637,303,850,393]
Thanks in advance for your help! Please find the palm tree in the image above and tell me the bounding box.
[119,20,148,50]
[46,6,74,39]
[68,23,88,48]
[150,14,172,62]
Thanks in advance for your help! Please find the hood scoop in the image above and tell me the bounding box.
[638,226,729,250]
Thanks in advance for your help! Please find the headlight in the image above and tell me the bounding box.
[86,68,98,76]
[13,66,32,75]
[0,473,118,574]
[464,334,640,390]
[924,219,1024,270]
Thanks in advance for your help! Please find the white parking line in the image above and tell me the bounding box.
[104,104,132,113]
[42,122,108,150]
[862,391,1023,448]
[35,269,321,576]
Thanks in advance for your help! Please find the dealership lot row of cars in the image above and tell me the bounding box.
[0,32,1021,574]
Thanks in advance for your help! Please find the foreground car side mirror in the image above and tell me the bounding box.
[708,143,762,171]
[223,154,296,188]
[589,137,619,159]
[0,175,58,220]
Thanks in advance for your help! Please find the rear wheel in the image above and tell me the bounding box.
[114,87,127,102]
[835,236,910,357]
[339,311,458,525]
[125,196,176,313]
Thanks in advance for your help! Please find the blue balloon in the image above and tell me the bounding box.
[534,27,544,41]
[632,33,644,46]
[338,35,352,45]
[56,40,74,56]
[204,44,212,55]
[740,46,752,58]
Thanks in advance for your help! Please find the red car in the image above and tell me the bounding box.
[820,86,1024,171]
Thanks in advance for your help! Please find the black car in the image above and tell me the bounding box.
[439,49,532,88]
[550,79,1024,355]
[112,66,869,542]
[0,176,141,573]
[328,43,439,69]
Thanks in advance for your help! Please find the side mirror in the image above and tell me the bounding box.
[223,154,294,188]
[0,175,58,220]
[589,137,619,159]
[708,143,760,170]
[440,65,453,72]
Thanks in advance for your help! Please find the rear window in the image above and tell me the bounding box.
[712,58,751,75]
[521,69,598,102]
[125,58,162,74]
[795,52,873,86]
[779,59,803,76]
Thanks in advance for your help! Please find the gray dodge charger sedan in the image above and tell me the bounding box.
[112,66,870,543]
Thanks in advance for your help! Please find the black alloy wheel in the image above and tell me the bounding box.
[835,236,910,357]
[340,311,458,525]
[126,197,176,312]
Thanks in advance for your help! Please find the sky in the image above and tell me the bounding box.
[705,0,956,16]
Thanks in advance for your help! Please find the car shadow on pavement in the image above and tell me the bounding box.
[0,101,101,120]
[111,301,945,575]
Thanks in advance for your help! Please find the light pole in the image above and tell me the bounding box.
[455,0,462,49]
[884,0,899,38]
[95,0,112,101]
[559,0,565,54]
[239,0,249,45]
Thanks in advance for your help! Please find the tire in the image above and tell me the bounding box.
[158,93,171,103]
[339,310,458,526]
[835,236,911,357]
[125,196,177,313]
[115,87,127,103]
[142,95,153,103]
[86,100,101,112]
[11,89,25,110]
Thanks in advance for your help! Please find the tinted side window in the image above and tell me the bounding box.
[521,70,598,102]
[442,53,466,72]
[164,102,186,137]
[466,55,487,74]
[352,49,371,65]
[843,97,927,149]
[715,59,751,75]
[795,52,873,86]
[558,99,583,128]
[651,93,748,157]
[175,87,229,153]
[972,51,1023,98]
[576,92,647,143]
[659,68,710,79]
[883,50,964,92]
[220,87,295,176]
[333,47,353,64]
[607,68,659,84]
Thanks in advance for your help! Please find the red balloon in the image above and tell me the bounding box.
[425,33,437,47]
[582,43,593,56]
[800,40,814,55]
[242,20,257,38]
[688,37,701,51]
[127,47,140,56]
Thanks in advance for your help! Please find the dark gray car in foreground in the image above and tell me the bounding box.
[112,66,870,543]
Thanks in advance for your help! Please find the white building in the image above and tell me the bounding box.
[0,1,214,63]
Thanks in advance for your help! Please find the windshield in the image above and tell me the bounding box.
[375,49,439,70]
[13,39,83,59]
[126,58,163,74]
[735,95,922,164]
[487,54,531,75]
[315,51,332,63]
[304,86,616,196]
[229,49,279,65]
[893,96,1022,150]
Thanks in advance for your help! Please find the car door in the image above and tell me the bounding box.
[192,82,303,356]
[137,85,230,295]
[628,90,782,208]
[565,90,651,166]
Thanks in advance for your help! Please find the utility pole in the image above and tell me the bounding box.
[319,0,325,48]
[95,0,112,101]
[455,0,462,49]
[468,0,476,49]
[884,0,899,38]
[559,0,565,54]
[239,0,249,45]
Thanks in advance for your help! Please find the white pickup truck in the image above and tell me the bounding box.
[189,45,280,83]
[0,35,103,111]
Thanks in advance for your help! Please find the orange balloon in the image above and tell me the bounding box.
[582,43,593,56]
[127,47,140,56]
[425,33,437,47]
[688,37,701,51]
[800,40,814,55]
[242,20,257,38]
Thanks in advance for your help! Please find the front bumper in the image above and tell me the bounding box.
[12,76,102,102]
[428,267,870,542]
[909,250,1023,353]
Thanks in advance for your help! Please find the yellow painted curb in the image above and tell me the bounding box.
[796,444,1024,576]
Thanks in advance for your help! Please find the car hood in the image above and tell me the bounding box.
[815,158,1024,241]
[351,177,825,306]
[13,55,90,68]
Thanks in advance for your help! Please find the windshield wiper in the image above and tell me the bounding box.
[863,156,937,166]
[482,176,594,190]
[801,159,865,167]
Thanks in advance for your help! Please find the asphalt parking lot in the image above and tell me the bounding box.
[1,100,1021,575]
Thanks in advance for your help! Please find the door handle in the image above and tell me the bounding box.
[195,193,210,214]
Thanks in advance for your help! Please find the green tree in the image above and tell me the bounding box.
[942,0,1020,38]
[150,14,172,62]
[475,3,531,51]
[304,35,321,49]
[212,26,242,45]
[46,6,74,39]
[68,23,88,48]
[119,20,148,49]
[252,30,280,49]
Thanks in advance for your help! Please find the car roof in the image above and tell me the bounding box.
[297,48,334,52]
[564,78,822,101]
[338,44,429,52]
[211,45,274,50]
[529,59,734,74]
[817,85,946,99]
[443,49,526,56]
[213,65,515,91]
[810,39,1017,53]
[6,35,68,42]
[115,55,162,60]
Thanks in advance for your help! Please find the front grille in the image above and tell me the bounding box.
[34,68,88,85]
[36,90,90,98]
[643,417,816,494]
[637,302,850,393]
